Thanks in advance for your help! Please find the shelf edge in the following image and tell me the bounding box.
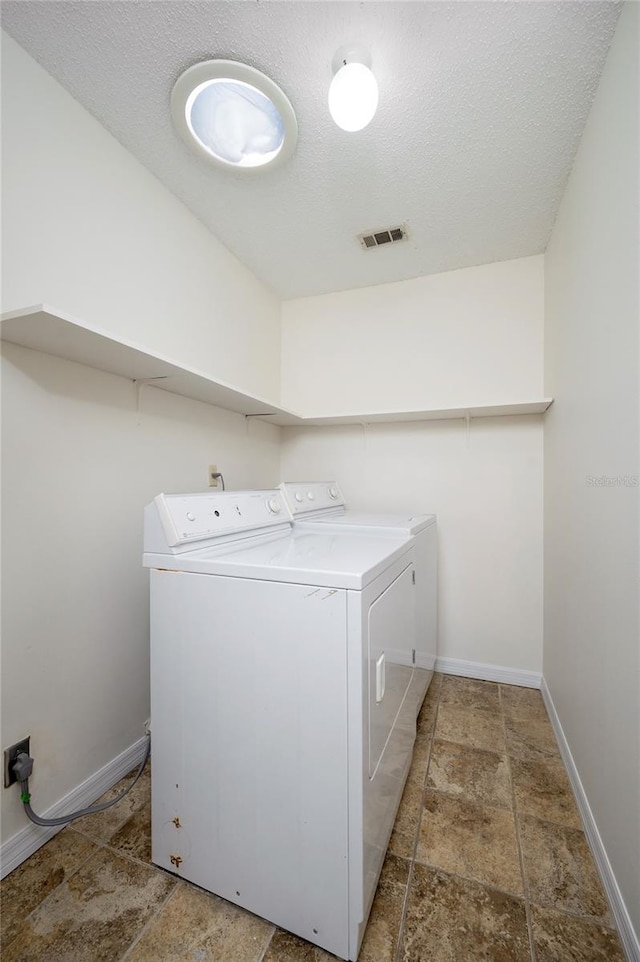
[1,305,552,428]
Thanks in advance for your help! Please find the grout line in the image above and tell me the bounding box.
[408,855,529,905]
[119,877,182,961]
[524,901,621,929]
[499,684,538,962]
[393,677,441,962]
[68,824,114,846]
[415,782,512,811]
[99,840,178,880]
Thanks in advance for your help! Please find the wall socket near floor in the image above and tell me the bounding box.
[4,736,31,788]
[208,464,219,487]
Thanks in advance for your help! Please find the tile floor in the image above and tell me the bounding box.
[0,674,627,962]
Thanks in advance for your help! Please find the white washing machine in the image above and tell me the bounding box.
[280,481,437,704]
[143,489,420,960]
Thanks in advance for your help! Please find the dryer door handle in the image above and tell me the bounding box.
[375,653,386,703]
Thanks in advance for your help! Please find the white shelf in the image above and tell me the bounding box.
[1,305,553,427]
[0,305,302,420]
[258,400,553,427]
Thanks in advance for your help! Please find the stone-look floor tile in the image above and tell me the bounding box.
[401,863,531,962]
[388,777,423,859]
[416,791,523,896]
[73,764,150,843]
[358,852,410,962]
[0,829,97,950]
[109,804,151,863]
[262,928,338,961]
[2,847,175,962]
[531,905,625,961]
[500,684,549,723]
[505,715,559,760]
[126,881,273,962]
[427,740,512,809]
[519,815,611,923]
[440,676,501,715]
[435,703,506,753]
[511,755,582,828]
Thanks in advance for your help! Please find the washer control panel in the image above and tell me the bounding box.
[154,490,288,547]
[279,481,346,516]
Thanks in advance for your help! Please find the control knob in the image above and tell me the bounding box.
[307,491,315,500]
[328,487,339,500]
[266,497,282,514]
[295,492,304,503]
[186,512,195,522]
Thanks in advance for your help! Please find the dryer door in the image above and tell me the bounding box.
[368,563,415,777]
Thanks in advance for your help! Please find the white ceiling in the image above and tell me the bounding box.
[1,1,621,299]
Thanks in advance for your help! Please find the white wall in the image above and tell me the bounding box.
[0,32,284,849]
[281,415,543,674]
[0,32,281,400]
[544,0,639,942]
[280,255,545,674]
[281,255,544,415]
[1,344,281,845]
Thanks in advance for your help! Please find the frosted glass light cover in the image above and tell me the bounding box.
[187,79,285,167]
[171,60,298,172]
[328,63,379,132]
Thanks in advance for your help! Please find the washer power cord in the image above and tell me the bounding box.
[12,733,151,827]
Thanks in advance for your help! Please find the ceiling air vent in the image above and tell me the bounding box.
[357,224,408,250]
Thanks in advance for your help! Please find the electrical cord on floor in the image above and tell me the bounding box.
[12,733,151,827]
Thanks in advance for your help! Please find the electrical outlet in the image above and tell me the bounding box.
[208,464,219,488]
[4,736,30,788]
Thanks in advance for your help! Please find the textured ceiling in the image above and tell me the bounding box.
[1,1,621,299]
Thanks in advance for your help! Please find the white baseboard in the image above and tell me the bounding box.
[435,656,541,689]
[0,735,148,880]
[541,679,639,962]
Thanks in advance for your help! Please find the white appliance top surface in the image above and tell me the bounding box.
[145,527,413,590]
[298,512,436,535]
[279,481,435,533]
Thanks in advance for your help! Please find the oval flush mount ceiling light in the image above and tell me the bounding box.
[328,45,378,132]
[171,60,297,171]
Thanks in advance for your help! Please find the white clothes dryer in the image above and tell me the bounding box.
[279,481,437,706]
[144,489,420,961]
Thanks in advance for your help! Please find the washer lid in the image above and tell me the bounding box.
[144,527,413,590]
[296,512,436,535]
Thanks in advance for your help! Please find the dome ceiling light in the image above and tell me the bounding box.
[328,45,379,132]
[171,60,298,172]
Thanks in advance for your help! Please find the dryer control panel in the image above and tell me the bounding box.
[279,481,346,517]
[147,490,289,550]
